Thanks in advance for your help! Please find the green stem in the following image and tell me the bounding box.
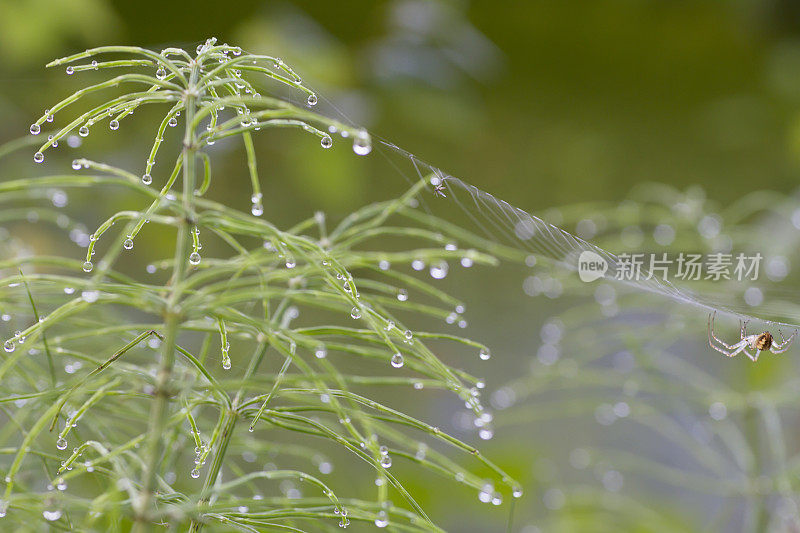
[134,63,199,529]
[188,408,238,533]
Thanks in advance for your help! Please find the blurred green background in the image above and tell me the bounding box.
[3,1,800,531]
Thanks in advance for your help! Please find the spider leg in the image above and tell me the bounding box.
[709,336,750,358]
[740,319,749,340]
[708,312,737,350]
[745,348,761,362]
[771,328,798,354]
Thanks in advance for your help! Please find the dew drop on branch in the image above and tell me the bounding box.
[352,130,372,156]
[142,174,152,185]
[30,124,40,135]
[307,94,318,106]
[391,353,404,368]
[56,438,67,450]
[33,152,44,163]
[189,252,201,265]
[78,126,89,137]
[82,261,93,273]
[479,348,491,361]
[71,160,82,170]
[374,510,389,528]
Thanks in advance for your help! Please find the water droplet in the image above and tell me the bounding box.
[320,135,333,149]
[156,66,167,80]
[352,130,372,156]
[56,478,67,491]
[168,117,178,127]
[315,345,327,359]
[82,261,93,273]
[3,341,14,353]
[222,358,231,370]
[142,173,152,185]
[380,454,392,468]
[42,509,62,521]
[350,307,362,319]
[307,94,318,106]
[66,66,74,75]
[46,112,53,123]
[71,160,82,170]
[403,330,413,341]
[123,237,134,250]
[512,487,523,498]
[285,257,296,269]
[109,120,119,130]
[56,438,67,450]
[33,152,44,163]
[30,123,40,135]
[479,347,491,361]
[391,353,404,368]
[190,469,200,479]
[396,289,408,301]
[81,290,99,303]
[189,252,201,265]
[374,510,389,528]
[251,202,264,216]
[478,483,493,503]
[0,500,6,518]
[78,126,89,137]
[430,261,449,279]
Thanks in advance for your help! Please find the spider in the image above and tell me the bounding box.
[707,311,797,362]
[433,183,447,198]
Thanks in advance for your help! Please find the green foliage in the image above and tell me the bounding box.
[0,38,519,531]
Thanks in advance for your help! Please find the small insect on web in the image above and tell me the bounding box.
[708,311,798,362]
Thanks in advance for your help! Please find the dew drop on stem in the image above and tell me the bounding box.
[123,237,134,250]
[320,135,333,149]
[352,130,372,156]
[82,261,93,273]
[109,120,119,130]
[189,252,201,265]
[66,66,74,75]
[33,152,44,163]
[391,353,404,368]
[71,160,82,170]
[155,66,166,80]
[479,347,491,361]
[3,341,14,353]
[307,94,318,106]
[374,510,389,528]
[78,126,89,137]
[56,438,67,450]
[142,173,152,185]
[30,123,40,135]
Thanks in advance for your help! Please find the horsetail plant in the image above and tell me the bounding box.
[0,38,521,530]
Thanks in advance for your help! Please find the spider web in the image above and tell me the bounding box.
[302,91,800,331]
